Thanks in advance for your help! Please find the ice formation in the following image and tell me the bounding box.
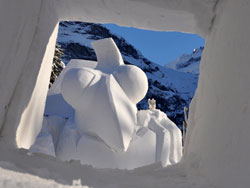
[31,38,182,169]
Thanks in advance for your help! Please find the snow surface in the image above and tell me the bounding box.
[0,147,213,188]
[0,165,88,188]
[56,0,217,37]
[184,1,250,187]
[112,65,148,104]
[2,0,250,188]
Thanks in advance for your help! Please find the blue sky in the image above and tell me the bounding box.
[104,24,205,66]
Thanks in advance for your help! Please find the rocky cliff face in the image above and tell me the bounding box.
[51,21,199,128]
[165,47,203,74]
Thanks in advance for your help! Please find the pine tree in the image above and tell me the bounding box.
[49,44,65,88]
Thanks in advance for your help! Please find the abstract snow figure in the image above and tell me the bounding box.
[31,38,182,169]
[60,38,147,152]
[137,109,182,166]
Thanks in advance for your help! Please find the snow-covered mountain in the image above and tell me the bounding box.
[165,47,203,74]
[54,21,198,127]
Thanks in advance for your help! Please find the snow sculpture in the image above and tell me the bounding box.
[60,38,147,152]
[137,109,182,166]
[2,1,250,187]
[31,38,182,169]
[148,98,156,110]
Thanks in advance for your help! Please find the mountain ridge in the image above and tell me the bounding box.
[165,47,203,74]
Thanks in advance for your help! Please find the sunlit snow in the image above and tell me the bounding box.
[31,38,182,169]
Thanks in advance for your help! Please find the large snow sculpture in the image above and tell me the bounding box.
[31,38,182,169]
[60,38,147,152]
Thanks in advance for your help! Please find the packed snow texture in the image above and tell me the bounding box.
[184,1,250,188]
[0,161,89,188]
[32,38,182,169]
[0,149,212,188]
[2,0,250,188]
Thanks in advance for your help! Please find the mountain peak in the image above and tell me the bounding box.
[165,46,204,74]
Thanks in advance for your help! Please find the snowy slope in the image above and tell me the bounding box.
[55,22,198,127]
[0,147,212,188]
[0,163,87,188]
[165,47,203,74]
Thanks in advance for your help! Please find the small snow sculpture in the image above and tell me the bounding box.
[137,109,182,166]
[148,98,156,110]
[31,38,182,169]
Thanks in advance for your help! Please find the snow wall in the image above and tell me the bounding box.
[184,1,250,187]
[0,0,250,187]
